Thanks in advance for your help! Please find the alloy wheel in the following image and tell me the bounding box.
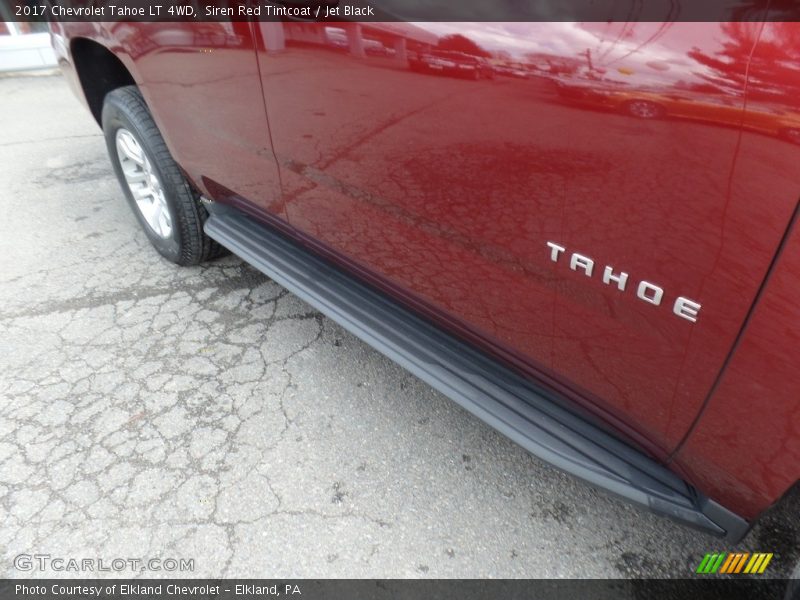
[115,128,173,239]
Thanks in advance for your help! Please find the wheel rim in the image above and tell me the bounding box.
[628,101,660,118]
[115,128,173,239]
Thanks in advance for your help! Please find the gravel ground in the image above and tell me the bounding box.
[0,74,796,582]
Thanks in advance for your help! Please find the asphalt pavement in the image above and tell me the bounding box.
[0,74,796,581]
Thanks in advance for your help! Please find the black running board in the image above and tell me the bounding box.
[204,207,749,541]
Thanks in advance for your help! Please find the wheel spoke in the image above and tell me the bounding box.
[156,199,172,237]
[121,163,146,182]
[117,132,144,165]
[138,196,158,224]
[133,185,153,201]
[115,128,173,240]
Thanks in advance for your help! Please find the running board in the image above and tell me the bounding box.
[204,207,749,541]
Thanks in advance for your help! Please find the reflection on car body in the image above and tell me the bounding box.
[555,76,800,142]
[410,49,494,80]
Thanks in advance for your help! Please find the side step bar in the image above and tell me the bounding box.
[205,207,749,541]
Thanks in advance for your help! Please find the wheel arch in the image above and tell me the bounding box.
[70,37,137,126]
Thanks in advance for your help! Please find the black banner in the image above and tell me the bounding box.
[0,579,793,600]
[4,0,800,23]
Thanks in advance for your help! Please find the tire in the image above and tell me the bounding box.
[101,85,225,265]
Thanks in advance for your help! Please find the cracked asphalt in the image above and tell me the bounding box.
[1,74,797,581]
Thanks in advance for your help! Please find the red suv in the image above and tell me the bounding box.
[50,19,799,544]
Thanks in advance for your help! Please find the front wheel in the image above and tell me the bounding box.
[101,85,225,266]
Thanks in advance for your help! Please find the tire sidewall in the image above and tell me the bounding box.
[102,95,183,263]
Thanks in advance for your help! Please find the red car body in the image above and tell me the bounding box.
[50,19,799,532]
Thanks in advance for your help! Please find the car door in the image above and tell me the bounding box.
[111,21,284,217]
[253,21,800,455]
